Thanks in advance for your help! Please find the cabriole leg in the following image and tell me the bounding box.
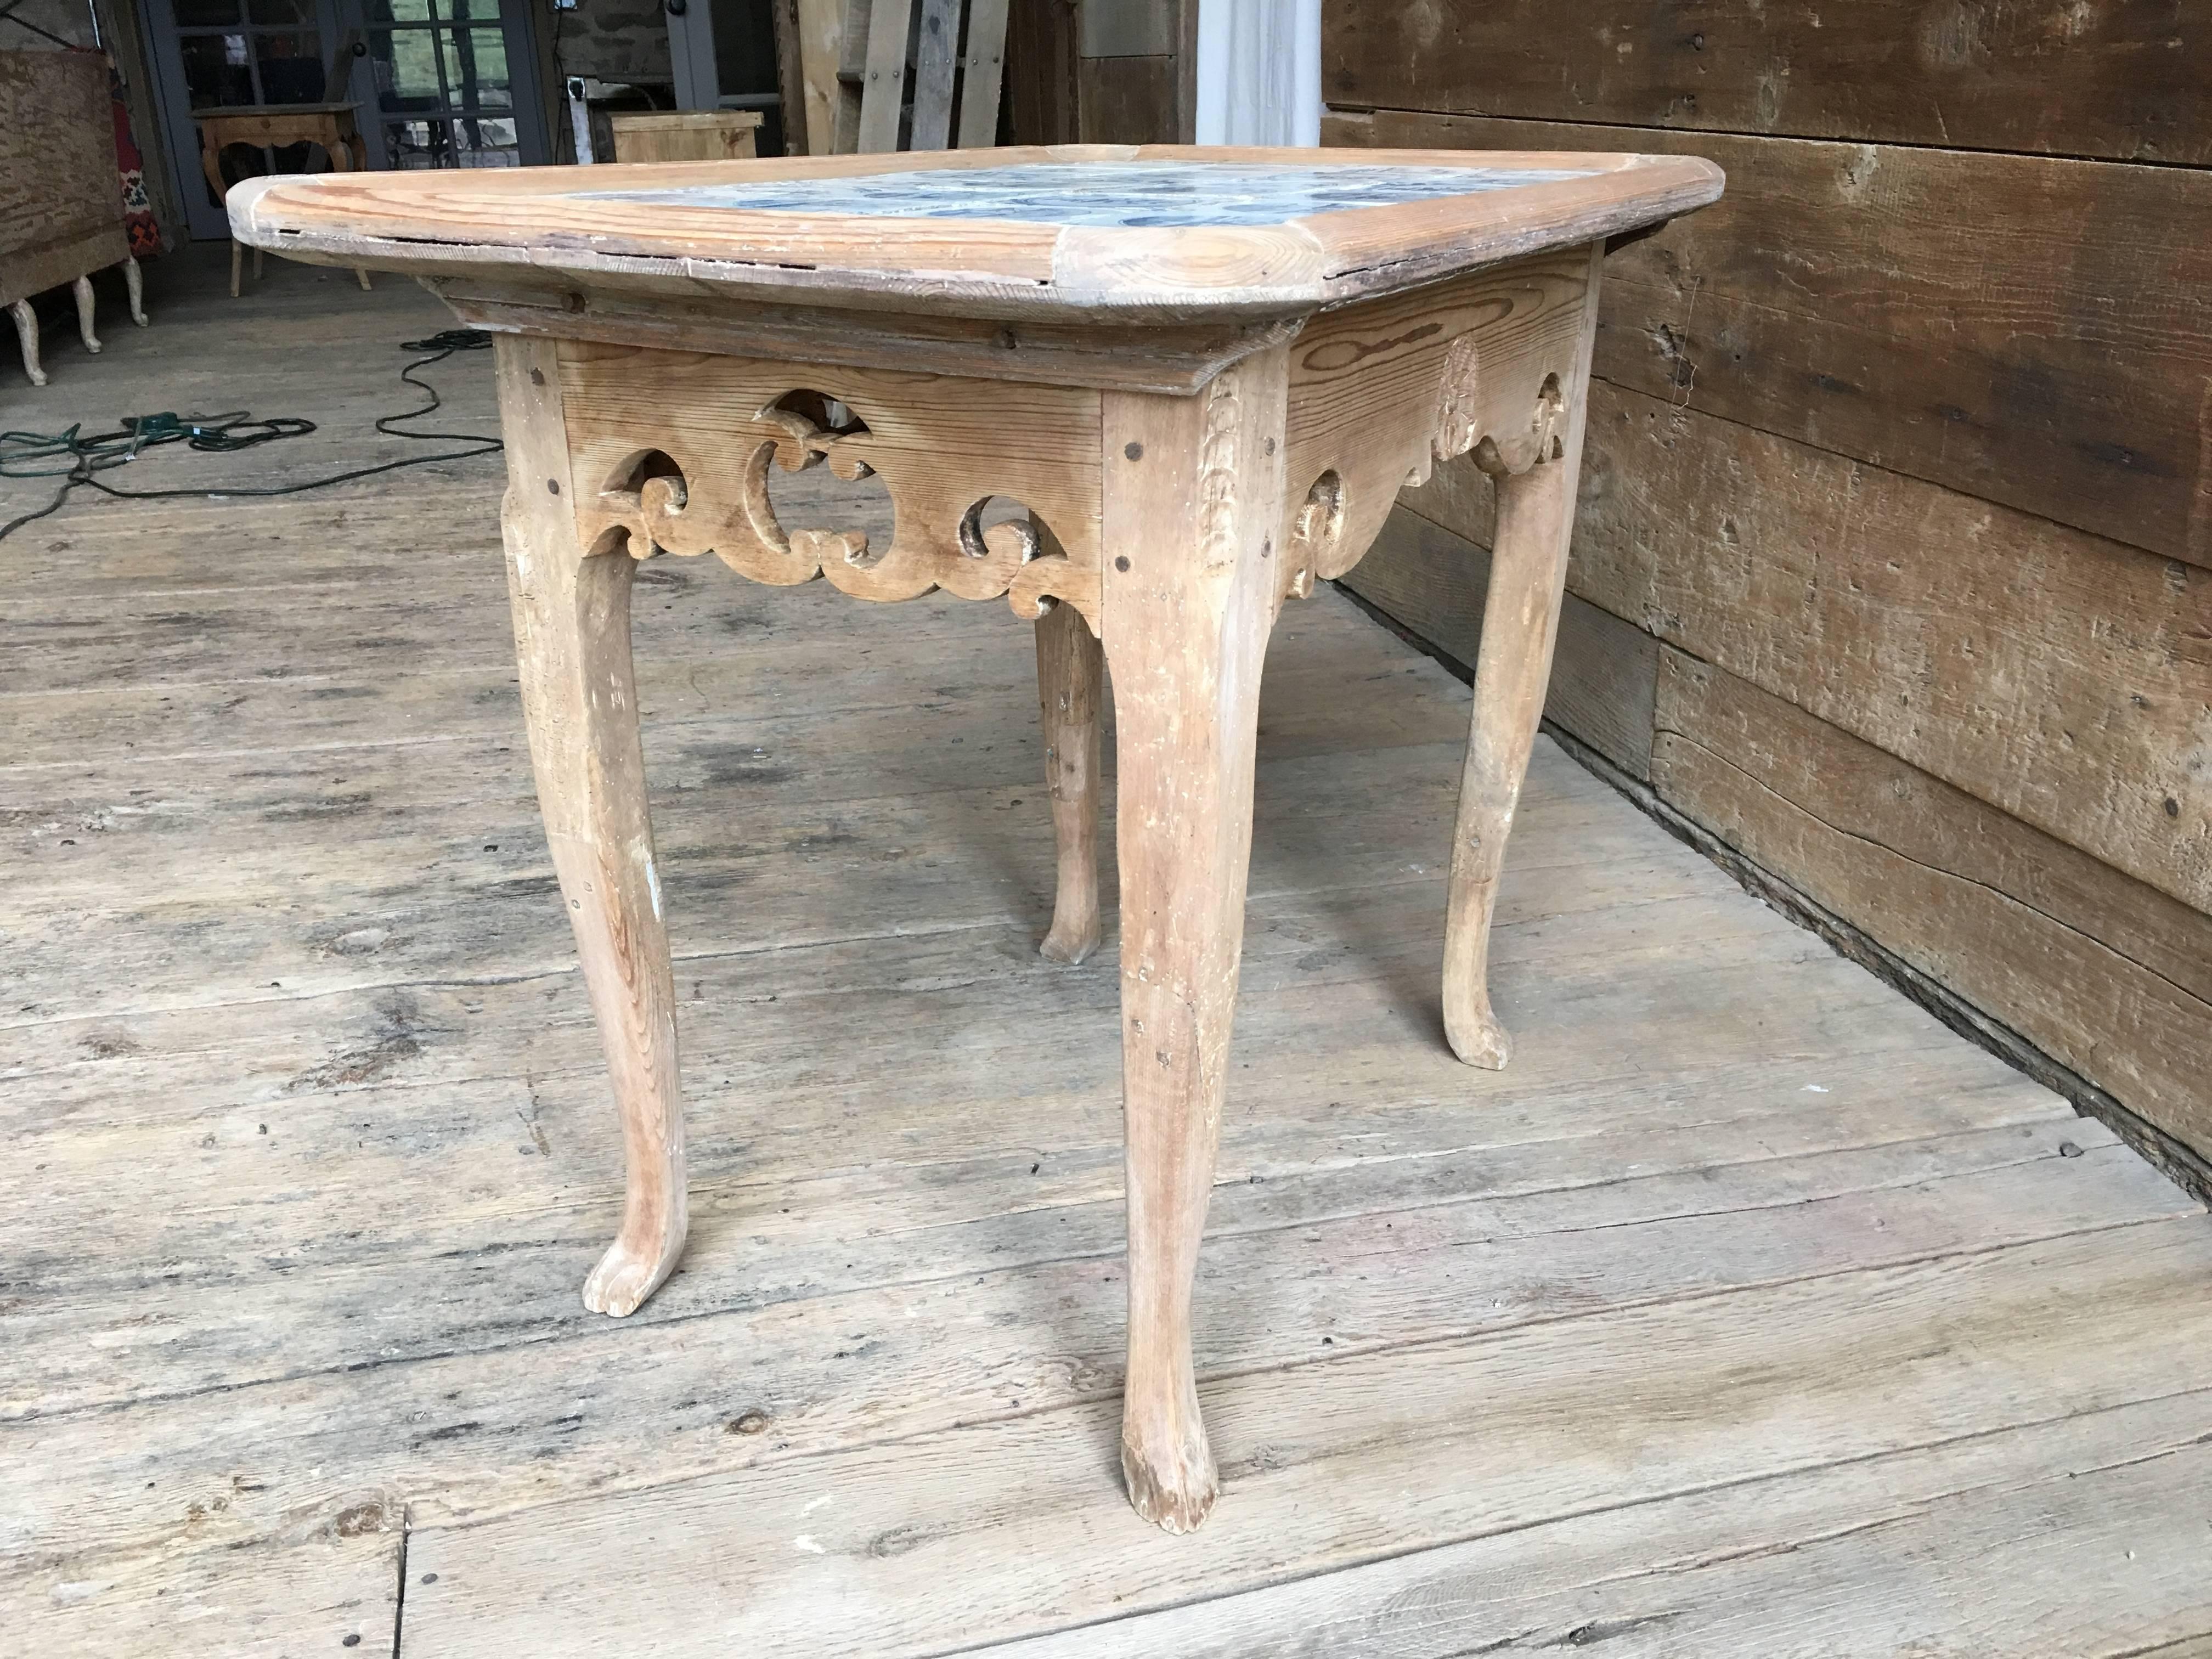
[1440,459,1573,1066]
[1440,253,1601,1068]
[1034,593,1103,966]
[495,335,688,1317]
[123,256,148,326]
[72,276,100,354]
[1101,347,1288,1532]
[9,299,44,386]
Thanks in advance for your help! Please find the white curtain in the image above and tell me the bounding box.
[1193,0,1322,147]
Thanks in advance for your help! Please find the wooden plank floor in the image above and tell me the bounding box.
[5,250,2210,1658]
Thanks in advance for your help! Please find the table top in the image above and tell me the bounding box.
[228,144,1722,321]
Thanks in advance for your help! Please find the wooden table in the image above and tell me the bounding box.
[193,102,371,297]
[229,145,1722,1532]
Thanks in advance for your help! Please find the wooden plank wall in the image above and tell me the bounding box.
[1322,4,2212,1164]
[1008,0,1191,145]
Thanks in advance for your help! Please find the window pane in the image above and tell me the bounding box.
[246,0,313,22]
[173,0,243,26]
[445,0,503,19]
[451,114,518,165]
[382,115,516,168]
[382,118,445,167]
[180,31,255,107]
[255,30,325,103]
[368,0,437,21]
[371,27,445,109]
[440,27,510,110]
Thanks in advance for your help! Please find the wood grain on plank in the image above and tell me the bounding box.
[1566,383,2212,916]
[12,1116,2134,1645]
[1323,0,2212,165]
[1075,53,1178,145]
[977,1387,2212,1658]
[956,0,1015,150]
[1329,108,2212,569]
[396,1221,2212,1657]
[1654,647,2212,1152]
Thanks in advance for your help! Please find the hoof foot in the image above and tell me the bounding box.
[26,371,47,387]
[1121,1436,1217,1534]
[1446,1011,1512,1070]
[83,341,101,354]
[1039,920,1100,967]
[582,1232,683,1317]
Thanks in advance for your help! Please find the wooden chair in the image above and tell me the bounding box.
[195,30,371,297]
[832,0,1010,154]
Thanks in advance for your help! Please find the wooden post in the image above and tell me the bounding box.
[1099,344,1289,1531]
[1441,245,1604,1069]
[494,335,690,1317]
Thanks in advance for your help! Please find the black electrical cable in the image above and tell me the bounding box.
[0,328,502,544]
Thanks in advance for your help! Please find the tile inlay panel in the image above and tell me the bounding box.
[578,162,1600,227]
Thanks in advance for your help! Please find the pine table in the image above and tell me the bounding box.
[230,144,1723,1532]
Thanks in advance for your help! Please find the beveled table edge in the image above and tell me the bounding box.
[227,143,1723,324]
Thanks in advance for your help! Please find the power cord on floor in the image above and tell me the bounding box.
[0,328,503,544]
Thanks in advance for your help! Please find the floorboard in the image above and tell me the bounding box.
[3,247,2205,1658]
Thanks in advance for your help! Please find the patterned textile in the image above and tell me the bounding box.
[98,52,161,256]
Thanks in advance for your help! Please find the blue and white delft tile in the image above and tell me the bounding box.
[578,161,1596,228]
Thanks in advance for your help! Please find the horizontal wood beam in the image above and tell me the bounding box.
[1326,108,2212,572]
[1651,647,2212,1156]
[1322,0,2212,166]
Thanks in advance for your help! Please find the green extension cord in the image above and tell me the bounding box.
[0,329,502,544]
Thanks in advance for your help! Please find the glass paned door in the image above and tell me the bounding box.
[367,0,541,170]
[146,0,550,240]
[148,0,349,239]
[171,0,326,114]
